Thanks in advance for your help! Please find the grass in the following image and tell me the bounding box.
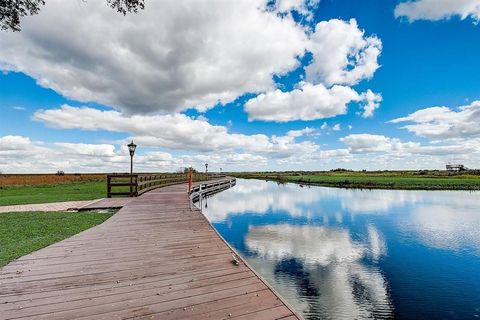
[231,170,480,190]
[0,174,106,186]
[0,181,107,206]
[0,173,218,206]
[0,211,113,267]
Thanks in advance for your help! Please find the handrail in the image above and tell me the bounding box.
[189,178,236,210]
[107,173,228,198]
[107,174,138,198]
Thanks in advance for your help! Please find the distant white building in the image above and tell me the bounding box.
[446,163,466,172]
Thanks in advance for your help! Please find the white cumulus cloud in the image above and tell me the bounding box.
[341,134,418,153]
[0,2,383,123]
[306,19,382,86]
[0,0,307,114]
[361,90,382,118]
[33,105,319,158]
[244,82,360,122]
[0,135,270,173]
[244,18,383,122]
[389,100,480,139]
[395,0,480,23]
[340,133,478,157]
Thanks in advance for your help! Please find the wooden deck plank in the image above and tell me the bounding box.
[0,180,301,319]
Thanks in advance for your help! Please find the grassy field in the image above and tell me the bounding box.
[0,211,113,267]
[0,174,105,186]
[0,173,214,206]
[231,170,480,190]
[0,180,106,206]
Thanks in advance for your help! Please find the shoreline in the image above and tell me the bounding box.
[231,174,480,191]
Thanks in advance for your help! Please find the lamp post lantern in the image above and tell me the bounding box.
[205,163,208,178]
[127,140,137,174]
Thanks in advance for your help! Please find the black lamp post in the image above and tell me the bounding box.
[127,140,137,174]
[127,141,137,196]
[205,163,208,178]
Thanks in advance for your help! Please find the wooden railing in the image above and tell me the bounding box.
[107,173,227,198]
[189,178,236,204]
[107,174,138,198]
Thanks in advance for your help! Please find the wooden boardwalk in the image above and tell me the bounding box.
[0,181,301,320]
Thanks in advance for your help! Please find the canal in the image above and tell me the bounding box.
[202,178,480,319]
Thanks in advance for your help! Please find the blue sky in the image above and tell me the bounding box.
[1,0,480,173]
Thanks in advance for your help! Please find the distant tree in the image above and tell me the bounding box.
[107,0,144,15]
[184,167,198,174]
[0,0,145,32]
[0,0,45,31]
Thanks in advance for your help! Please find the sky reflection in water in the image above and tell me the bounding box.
[202,179,480,320]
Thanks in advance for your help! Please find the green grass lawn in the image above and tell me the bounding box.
[231,171,480,190]
[286,175,480,190]
[0,211,113,267]
[0,181,106,206]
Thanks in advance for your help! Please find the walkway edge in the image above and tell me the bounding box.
[196,203,304,319]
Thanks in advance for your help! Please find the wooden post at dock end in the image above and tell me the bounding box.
[188,167,193,193]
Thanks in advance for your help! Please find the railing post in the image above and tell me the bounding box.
[129,174,133,197]
[135,175,138,196]
[107,175,111,198]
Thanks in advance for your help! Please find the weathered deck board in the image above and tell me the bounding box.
[0,181,301,319]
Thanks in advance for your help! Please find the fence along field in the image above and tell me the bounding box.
[0,173,213,206]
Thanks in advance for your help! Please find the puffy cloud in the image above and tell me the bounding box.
[0,0,307,114]
[341,134,419,153]
[182,153,268,168]
[0,135,269,173]
[340,133,479,159]
[305,19,382,86]
[395,0,480,23]
[285,127,316,138]
[269,0,320,20]
[389,101,480,139]
[244,82,361,122]
[55,143,117,157]
[1,1,383,124]
[0,135,32,150]
[33,105,319,158]
[244,18,383,122]
[0,137,130,173]
[361,90,382,118]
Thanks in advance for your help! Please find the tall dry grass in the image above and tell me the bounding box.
[0,174,106,186]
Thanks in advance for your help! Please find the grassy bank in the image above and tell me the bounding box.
[231,171,480,190]
[0,181,106,206]
[0,211,113,267]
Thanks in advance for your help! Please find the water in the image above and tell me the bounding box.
[201,179,480,320]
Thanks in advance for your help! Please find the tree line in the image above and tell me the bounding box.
[1,0,145,31]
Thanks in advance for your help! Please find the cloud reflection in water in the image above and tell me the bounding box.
[245,224,392,319]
